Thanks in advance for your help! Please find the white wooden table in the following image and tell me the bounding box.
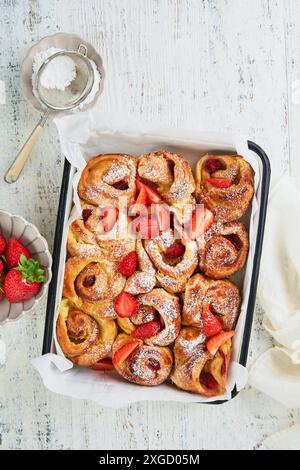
[0,0,299,450]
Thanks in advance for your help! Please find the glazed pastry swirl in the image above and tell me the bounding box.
[183,273,240,330]
[144,229,198,293]
[138,150,195,207]
[118,288,181,347]
[195,154,254,223]
[68,205,135,261]
[63,255,126,318]
[78,154,137,207]
[56,299,117,366]
[197,221,249,278]
[112,333,173,386]
[171,327,232,397]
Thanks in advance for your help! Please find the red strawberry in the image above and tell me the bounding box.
[118,251,138,277]
[114,292,138,318]
[131,185,148,216]
[165,242,185,259]
[189,207,214,240]
[90,358,114,371]
[0,258,4,274]
[4,255,46,303]
[132,320,161,339]
[202,306,222,338]
[143,184,162,204]
[205,158,223,174]
[135,176,143,192]
[207,177,232,188]
[207,330,235,355]
[154,203,170,231]
[133,215,160,239]
[0,235,6,255]
[0,273,5,301]
[5,237,30,269]
[113,339,141,366]
[102,206,119,232]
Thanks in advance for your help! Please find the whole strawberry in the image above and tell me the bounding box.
[6,237,30,269]
[4,255,46,303]
[0,235,6,256]
[0,273,5,301]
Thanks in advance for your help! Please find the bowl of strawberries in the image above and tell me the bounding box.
[0,210,52,323]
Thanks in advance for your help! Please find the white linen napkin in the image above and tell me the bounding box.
[249,176,300,408]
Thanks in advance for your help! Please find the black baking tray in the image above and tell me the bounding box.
[42,141,271,404]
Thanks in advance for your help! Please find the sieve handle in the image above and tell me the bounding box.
[4,113,49,184]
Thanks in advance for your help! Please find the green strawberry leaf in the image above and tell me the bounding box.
[15,256,46,284]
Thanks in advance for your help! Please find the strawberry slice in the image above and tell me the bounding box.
[132,320,161,339]
[133,215,160,239]
[135,176,143,192]
[165,242,185,259]
[90,358,114,371]
[114,292,138,318]
[202,306,222,338]
[207,331,235,355]
[118,251,138,277]
[102,206,119,232]
[205,158,223,174]
[154,203,170,231]
[113,339,141,366]
[207,177,232,188]
[144,185,162,204]
[131,185,148,216]
[189,207,214,240]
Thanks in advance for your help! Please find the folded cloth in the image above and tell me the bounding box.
[258,423,300,450]
[248,176,300,408]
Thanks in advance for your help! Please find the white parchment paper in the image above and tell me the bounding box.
[32,108,261,408]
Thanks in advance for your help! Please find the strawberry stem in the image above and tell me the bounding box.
[15,255,46,284]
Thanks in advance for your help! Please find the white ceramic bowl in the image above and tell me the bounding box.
[0,210,52,324]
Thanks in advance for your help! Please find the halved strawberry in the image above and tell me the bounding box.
[165,242,185,259]
[144,185,161,204]
[118,251,138,277]
[131,185,148,216]
[113,339,141,366]
[114,292,138,318]
[5,237,30,269]
[154,203,170,231]
[102,206,119,232]
[132,320,161,339]
[202,306,222,338]
[133,215,160,239]
[207,331,235,355]
[189,207,214,240]
[0,235,6,256]
[207,177,232,188]
[90,358,114,371]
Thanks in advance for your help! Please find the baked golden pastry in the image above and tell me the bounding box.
[171,327,233,397]
[78,154,137,207]
[137,150,195,208]
[197,221,249,278]
[183,273,240,330]
[112,333,173,386]
[56,299,117,366]
[117,288,181,346]
[124,240,156,295]
[144,229,198,293]
[68,205,135,261]
[63,255,125,318]
[195,154,254,223]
